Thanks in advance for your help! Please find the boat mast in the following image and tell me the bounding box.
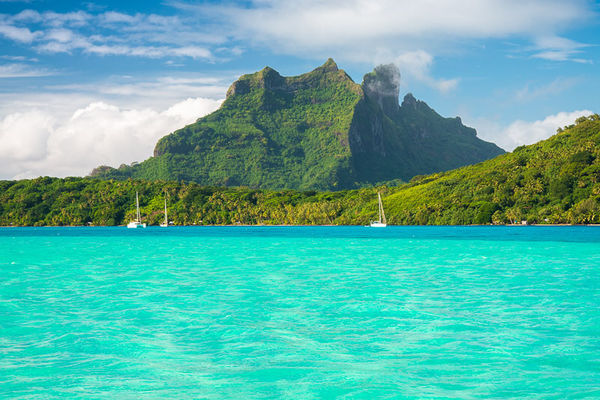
[379,196,387,225]
[379,192,387,224]
[378,192,382,223]
[164,195,168,225]
[136,191,141,222]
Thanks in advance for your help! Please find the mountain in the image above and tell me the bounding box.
[91,59,504,190]
[2,115,598,226]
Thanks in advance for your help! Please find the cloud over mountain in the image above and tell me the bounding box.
[473,110,594,151]
[0,97,222,179]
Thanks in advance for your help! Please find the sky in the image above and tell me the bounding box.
[0,0,599,179]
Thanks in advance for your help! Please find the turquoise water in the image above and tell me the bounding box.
[1,226,600,399]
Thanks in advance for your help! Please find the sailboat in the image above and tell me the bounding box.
[160,194,168,227]
[369,192,387,228]
[127,191,147,229]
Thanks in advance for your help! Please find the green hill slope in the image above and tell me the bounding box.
[384,115,600,224]
[91,59,503,190]
[1,115,598,226]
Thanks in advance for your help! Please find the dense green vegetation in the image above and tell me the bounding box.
[92,60,362,190]
[92,59,503,190]
[0,178,379,226]
[4,116,598,226]
[349,65,503,183]
[385,115,600,224]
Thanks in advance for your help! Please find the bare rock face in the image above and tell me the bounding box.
[226,79,249,98]
[256,67,286,90]
[316,57,339,73]
[362,64,401,116]
[401,93,418,109]
[347,64,504,183]
[226,67,286,97]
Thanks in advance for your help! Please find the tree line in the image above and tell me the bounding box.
[2,115,599,226]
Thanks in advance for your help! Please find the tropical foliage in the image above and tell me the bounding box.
[91,59,503,190]
[3,116,598,226]
[0,178,379,226]
[384,115,600,224]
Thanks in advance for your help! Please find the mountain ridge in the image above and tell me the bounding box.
[91,59,504,189]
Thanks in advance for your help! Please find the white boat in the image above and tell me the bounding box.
[127,191,147,229]
[160,194,168,227]
[369,192,387,227]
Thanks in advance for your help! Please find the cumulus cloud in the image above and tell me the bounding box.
[0,97,222,179]
[473,110,594,151]
[0,110,54,163]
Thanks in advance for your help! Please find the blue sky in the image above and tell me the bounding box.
[0,0,599,179]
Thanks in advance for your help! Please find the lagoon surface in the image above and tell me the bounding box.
[1,226,600,399]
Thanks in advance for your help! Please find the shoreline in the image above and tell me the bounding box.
[2,224,600,228]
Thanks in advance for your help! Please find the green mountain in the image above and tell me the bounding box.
[92,59,503,190]
[1,115,598,226]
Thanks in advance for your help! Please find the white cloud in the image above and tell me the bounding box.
[0,55,38,62]
[2,0,593,70]
[37,76,230,110]
[2,8,223,61]
[531,35,592,63]
[0,110,54,162]
[211,0,591,54]
[45,28,76,43]
[40,11,91,28]
[392,50,458,93]
[173,0,591,90]
[0,22,38,43]
[100,11,136,24]
[533,51,592,64]
[515,78,580,102]
[170,46,212,59]
[0,97,223,179]
[0,63,52,78]
[31,26,215,60]
[83,44,213,59]
[473,110,594,151]
[0,70,230,178]
[11,9,43,23]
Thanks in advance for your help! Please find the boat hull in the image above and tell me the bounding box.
[127,222,146,229]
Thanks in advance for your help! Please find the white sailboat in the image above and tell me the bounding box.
[127,191,147,229]
[369,192,387,228]
[160,195,168,227]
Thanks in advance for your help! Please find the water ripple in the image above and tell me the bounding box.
[1,227,600,398]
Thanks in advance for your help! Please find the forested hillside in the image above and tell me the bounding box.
[385,115,600,224]
[91,60,503,190]
[0,178,377,226]
[2,115,598,226]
